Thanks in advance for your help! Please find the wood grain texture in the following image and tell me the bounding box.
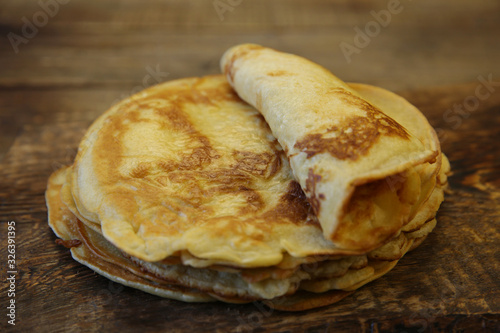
[1,0,499,332]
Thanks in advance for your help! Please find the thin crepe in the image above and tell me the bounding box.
[221,44,440,251]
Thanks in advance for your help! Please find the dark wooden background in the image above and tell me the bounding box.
[0,1,499,332]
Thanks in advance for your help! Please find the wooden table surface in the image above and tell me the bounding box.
[1,1,499,332]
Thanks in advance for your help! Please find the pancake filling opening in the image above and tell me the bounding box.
[335,169,421,251]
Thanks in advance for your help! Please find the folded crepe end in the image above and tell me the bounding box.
[329,168,423,252]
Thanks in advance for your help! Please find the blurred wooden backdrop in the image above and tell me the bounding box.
[1,0,499,159]
[1,0,499,88]
[0,1,499,332]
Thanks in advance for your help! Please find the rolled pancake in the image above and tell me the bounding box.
[221,44,440,252]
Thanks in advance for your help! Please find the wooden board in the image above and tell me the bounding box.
[1,1,499,332]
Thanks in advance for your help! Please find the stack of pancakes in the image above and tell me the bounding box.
[46,45,449,311]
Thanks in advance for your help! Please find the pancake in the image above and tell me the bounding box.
[221,44,441,252]
[46,167,214,303]
[67,75,444,267]
[46,72,449,310]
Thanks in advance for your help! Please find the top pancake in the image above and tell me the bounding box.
[70,74,442,266]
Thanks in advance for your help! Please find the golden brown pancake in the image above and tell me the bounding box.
[46,73,448,310]
[46,167,215,303]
